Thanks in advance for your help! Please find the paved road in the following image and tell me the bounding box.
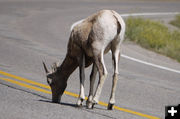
[0,0,180,119]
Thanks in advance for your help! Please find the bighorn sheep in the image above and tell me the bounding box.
[43,10,125,110]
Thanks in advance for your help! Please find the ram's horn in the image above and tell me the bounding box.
[43,61,49,74]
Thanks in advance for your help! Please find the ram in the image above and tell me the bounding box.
[43,10,125,110]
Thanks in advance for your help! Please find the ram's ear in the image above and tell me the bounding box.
[47,75,53,85]
[43,61,49,74]
[51,62,58,72]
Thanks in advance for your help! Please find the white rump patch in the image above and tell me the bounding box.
[70,19,84,31]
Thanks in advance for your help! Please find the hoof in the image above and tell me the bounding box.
[86,100,93,109]
[77,98,84,107]
[107,103,114,110]
[92,103,97,109]
[76,104,83,108]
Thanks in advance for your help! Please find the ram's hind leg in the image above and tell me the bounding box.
[92,50,108,108]
[86,63,97,109]
[108,43,121,110]
[77,53,86,107]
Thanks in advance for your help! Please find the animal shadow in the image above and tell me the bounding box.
[38,99,78,108]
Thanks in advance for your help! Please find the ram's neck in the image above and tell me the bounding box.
[57,54,78,81]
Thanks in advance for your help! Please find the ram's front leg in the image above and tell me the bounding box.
[77,53,86,107]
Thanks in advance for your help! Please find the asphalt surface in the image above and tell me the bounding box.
[0,0,180,119]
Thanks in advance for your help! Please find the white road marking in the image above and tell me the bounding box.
[121,54,180,74]
[121,12,179,17]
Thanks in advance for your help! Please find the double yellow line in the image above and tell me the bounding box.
[0,70,159,119]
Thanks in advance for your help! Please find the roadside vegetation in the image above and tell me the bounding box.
[170,14,180,29]
[125,17,180,63]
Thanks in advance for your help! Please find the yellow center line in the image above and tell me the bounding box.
[0,77,51,94]
[0,70,50,89]
[0,70,160,119]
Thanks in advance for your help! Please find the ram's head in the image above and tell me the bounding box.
[43,62,67,103]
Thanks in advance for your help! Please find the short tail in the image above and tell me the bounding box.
[112,10,126,42]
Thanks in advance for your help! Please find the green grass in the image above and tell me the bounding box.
[125,17,180,62]
[170,14,180,29]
